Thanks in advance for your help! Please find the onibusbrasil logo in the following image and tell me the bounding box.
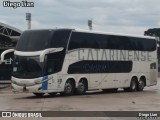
[2,112,42,118]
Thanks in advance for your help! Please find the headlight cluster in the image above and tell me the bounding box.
[12,80,17,84]
[34,79,42,84]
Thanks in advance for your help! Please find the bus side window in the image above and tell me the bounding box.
[46,60,55,74]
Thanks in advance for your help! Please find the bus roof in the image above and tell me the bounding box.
[74,29,155,40]
[24,28,155,40]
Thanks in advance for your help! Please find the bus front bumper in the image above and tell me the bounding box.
[11,83,44,93]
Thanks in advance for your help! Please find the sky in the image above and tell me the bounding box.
[1,0,160,35]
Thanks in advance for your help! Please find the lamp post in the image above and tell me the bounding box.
[88,20,92,31]
[26,13,31,30]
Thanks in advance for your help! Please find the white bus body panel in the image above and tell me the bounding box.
[11,30,157,93]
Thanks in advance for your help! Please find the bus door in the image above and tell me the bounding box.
[44,58,57,90]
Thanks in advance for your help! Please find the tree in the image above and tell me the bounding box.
[144,28,160,37]
[144,28,160,46]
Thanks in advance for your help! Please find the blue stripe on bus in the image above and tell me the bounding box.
[42,76,48,90]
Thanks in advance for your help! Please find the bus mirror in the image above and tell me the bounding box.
[50,47,64,53]
[40,47,64,62]
[0,49,15,64]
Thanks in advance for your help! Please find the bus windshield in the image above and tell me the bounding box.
[12,55,43,79]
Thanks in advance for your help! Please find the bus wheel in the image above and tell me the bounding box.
[33,93,45,97]
[137,79,145,91]
[49,93,57,96]
[76,80,87,95]
[62,80,75,96]
[129,77,137,92]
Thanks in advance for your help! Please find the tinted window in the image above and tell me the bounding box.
[68,32,108,50]
[16,30,52,51]
[16,30,71,52]
[45,60,56,75]
[68,60,133,74]
[50,30,71,49]
[68,32,156,51]
[44,49,66,75]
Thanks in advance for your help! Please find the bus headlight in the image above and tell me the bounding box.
[12,80,17,84]
[34,79,42,84]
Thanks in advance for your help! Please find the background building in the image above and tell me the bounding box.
[0,22,22,83]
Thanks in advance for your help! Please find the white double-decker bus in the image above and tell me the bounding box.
[1,29,157,96]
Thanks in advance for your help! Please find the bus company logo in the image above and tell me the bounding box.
[3,0,34,9]
[78,49,152,61]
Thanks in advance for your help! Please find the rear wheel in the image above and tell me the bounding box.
[137,79,145,91]
[76,79,87,95]
[62,80,75,96]
[124,77,137,92]
[33,93,45,97]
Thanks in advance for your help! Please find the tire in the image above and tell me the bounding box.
[137,79,145,91]
[62,80,75,96]
[33,93,45,97]
[124,77,137,92]
[49,92,57,96]
[129,77,137,92]
[76,80,87,95]
[102,88,118,93]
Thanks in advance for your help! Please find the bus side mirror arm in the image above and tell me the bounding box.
[40,47,64,62]
[0,49,15,64]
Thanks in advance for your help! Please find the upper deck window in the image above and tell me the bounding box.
[16,29,71,52]
[68,32,156,51]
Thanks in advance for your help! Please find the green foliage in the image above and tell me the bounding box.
[144,28,160,37]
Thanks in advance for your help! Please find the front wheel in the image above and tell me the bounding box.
[62,80,75,96]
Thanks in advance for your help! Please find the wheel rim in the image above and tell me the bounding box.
[139,80,144,89]
[78,83,85,92]
[65,83,72,94]
[131,81,136,90]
